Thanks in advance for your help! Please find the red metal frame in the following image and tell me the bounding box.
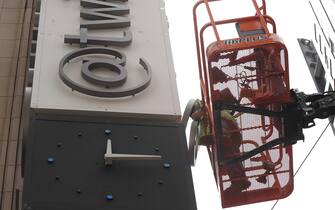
[193,0,294,208]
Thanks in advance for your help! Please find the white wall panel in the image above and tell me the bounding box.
[31,0,181,121]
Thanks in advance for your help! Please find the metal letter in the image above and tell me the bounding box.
[80,8,130,29]
[59,47,152,98]
[81,0,129,15]
[64,28,132,47]
[81,58,127,87]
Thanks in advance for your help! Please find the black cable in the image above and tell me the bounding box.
[270,122,331,210]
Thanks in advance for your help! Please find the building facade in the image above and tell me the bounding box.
[309,0,335,91]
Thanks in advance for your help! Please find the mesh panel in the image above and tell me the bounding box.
[209,46,293,207]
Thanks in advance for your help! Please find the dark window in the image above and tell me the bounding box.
[314,23,318,43]
[329,80,335,124]
[330,38,334,56]
[320,35,323,54]
[331,59,333,79]
[325,47,328,68]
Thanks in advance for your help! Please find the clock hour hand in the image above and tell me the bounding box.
[104,139,162,165]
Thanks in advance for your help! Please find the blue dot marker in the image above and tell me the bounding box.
[47,157,55,164]
[105,129,112,135]
[106,194,113,201]
[163,163,171,169]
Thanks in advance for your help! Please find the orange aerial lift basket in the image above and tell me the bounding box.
[192,0,294,208]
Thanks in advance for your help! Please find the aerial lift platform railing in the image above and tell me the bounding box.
[187,0,335,208]
[190,0,294,208]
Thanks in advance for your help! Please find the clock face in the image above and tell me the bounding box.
[23,119,196,210]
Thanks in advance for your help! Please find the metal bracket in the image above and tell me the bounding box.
[292,91,335,128]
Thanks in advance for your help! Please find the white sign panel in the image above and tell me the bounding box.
[31,0,181,121]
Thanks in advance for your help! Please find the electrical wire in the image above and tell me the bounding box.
[270,121,331,210]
